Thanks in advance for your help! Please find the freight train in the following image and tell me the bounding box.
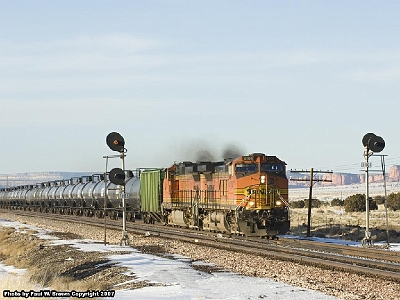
[0,153,290,238]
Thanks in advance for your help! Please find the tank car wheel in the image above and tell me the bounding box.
[127,212,135,222]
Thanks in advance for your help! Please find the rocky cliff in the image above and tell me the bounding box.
[2,166,400,189]
[290,165,400,187]
[0,172,92,188]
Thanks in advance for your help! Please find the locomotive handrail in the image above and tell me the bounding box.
[235,195,250,210]
[276,189,291,209]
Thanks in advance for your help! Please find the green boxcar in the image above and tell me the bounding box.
[140,169,165,212]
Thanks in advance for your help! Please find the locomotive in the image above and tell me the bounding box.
[0,153,290,238]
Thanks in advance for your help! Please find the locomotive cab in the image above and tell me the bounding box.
[231,153,290,237]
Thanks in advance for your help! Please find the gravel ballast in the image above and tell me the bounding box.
[0,211,399,300]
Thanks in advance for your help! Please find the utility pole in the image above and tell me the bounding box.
[290,168,333,237]
[379,155,390,247]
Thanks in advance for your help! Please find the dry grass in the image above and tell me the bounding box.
[0,228,42,266]
[0,227,142,296]
[0,275,58,300]
[290,205,400,242]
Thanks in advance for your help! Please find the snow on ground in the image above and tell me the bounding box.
[0,262,26,277]
[0,218,341,300]
[283,234,400,251]
[1,218,400,299]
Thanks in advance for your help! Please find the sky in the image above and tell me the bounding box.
[0,1,399,174]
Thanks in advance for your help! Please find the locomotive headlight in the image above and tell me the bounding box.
[260,175,266,184]
[249,201,255,207]
[276,200,282,206]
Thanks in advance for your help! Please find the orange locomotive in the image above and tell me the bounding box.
[161,153,290,238]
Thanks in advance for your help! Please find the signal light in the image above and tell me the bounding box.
[362,133,385,153]
[109,168,126,185]
[106,132,125,152]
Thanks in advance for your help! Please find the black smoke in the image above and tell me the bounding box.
[170,139,246,164]
[222,143,245,159]
[195,149,216,162]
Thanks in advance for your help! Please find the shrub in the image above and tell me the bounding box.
[304,198,323,208]
[374,195,386,205]
[344,194,378,212]
[291,200,305,208]
[331,198,344,206]
[386,192,400,211]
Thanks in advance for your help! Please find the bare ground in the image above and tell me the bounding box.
[0,227,153,295]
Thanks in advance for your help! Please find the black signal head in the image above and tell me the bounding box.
[362,132,385,153]
[362,133,376,147]
[369,135,385,153]
[109,168,126,185]
[106,132,125,152]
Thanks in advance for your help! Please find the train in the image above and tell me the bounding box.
[0,152,290,238]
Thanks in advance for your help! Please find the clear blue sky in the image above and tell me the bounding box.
[1,1,399,174]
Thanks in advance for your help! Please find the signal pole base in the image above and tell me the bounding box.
[362,232,374,247]
[120,231,130,246]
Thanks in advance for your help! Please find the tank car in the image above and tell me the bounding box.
[0,170,141,220]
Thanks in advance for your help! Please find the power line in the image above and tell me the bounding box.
[290,168,333,237]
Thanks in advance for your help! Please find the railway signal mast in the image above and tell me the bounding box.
[105,132,130,246]
[361,133,385,247]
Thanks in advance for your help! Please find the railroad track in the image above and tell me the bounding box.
[2,209,400,282]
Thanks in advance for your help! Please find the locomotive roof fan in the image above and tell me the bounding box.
[362,132,385,153]
[106,132,125,152]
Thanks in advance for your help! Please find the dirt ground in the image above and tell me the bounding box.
[290,205,400,242]
[0,227,152,294]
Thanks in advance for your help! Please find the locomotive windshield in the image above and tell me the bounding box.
[235,163,258,173]
[261,163,284,173]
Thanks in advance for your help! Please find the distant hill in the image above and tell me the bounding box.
[289,165,400,188]
[0,172,96,188]
[2,165,400,189]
